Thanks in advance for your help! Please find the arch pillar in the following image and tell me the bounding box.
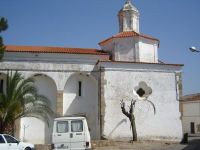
[56,90,64,116]
[14,119,21,139]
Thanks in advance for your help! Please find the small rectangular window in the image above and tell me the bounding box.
[71,120,83,132]
[191,122,195,134]
[57,121,68,133]
[0,80,3,93]
[78,81,82,96]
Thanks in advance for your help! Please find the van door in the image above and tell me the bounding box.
[70,120,86,150]
[52,121,70,149]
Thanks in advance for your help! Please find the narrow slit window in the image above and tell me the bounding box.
[0,79,3,94]
[78,81,82,96]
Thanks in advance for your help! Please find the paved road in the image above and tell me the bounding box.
[94,137,200,150]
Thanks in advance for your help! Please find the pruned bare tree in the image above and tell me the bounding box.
[120,98,156,142]
[120,99,137,141]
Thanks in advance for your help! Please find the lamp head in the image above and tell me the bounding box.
[189,46,200,52]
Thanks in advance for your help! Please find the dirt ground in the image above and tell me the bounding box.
[94,137,200,150]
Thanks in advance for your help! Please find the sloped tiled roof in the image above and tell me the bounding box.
[5,45,109,56]
[180,93,200,102]
[99,31,159,46]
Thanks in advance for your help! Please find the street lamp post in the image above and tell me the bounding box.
[189,47,200,53]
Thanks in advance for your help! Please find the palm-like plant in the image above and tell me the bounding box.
[0,71,54,134]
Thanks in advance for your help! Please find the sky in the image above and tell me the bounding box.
[0,0,200,95]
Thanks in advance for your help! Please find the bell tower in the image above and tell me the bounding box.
[99,0,159,63]
[118,0,140,33]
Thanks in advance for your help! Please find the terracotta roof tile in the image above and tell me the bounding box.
[180,93,200,102]
[5,45,109,56]
[99,31,159,46]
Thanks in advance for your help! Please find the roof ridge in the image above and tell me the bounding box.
[5,45,110,56]
[182,93,200,97]
[180,93,200,101]
[99,31,159,46]
[6,45,100,51]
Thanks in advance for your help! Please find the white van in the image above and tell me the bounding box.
[52,116,91,150]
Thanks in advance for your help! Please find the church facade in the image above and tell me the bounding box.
[0,1,183,144]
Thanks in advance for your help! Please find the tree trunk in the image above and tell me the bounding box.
[0,121,6,133]
[130,115,137,141]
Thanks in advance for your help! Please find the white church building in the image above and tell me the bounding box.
[0,0,183,144]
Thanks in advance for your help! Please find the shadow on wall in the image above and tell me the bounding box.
[65,96,96,136]
[108,119,127,138]
[63,73,99,139]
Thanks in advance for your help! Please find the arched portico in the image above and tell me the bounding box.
[63,72,100,139]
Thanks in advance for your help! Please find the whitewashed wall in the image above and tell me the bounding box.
[100,36,158,63]
[4,52,109,63]
[20,74,57,144]
[0,58,182,143]
[182,101,200,134]
[63,73,99,139]
[100,62,182,141]
[114,38,136,61]
[0,61,99,144]
[138,38,158,63]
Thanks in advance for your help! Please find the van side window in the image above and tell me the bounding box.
[0,135,5,143]
[71,120,83,132]
[4,135,18,143]
[57,121,68,133]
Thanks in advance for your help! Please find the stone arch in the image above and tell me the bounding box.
[63,72,99,139]
[20,73,57,144]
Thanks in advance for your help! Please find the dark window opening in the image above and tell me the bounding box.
[137,88,145,97]
[191,122,195,134]
[197,124,200,132]
[78,81,82,96]
[0,80,3,94]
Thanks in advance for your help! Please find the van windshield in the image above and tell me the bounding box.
[57,121,69,133]
[71,120,83,132]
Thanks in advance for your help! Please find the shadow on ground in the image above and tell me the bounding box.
[182,139,200,150]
